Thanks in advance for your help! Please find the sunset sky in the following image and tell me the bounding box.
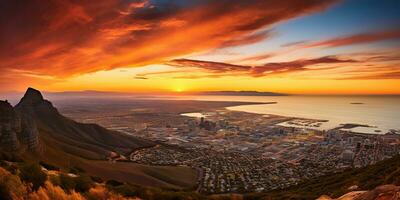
[1,0,400,94]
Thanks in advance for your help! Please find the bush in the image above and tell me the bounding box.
[111,184,139,197]
[48,174,61,186]
[0,161,18,175]
[59,173,76,192]
[106,179,123,187]
[19,162,47,190]
[74,174,94,193]
[90,175,103,183]
[69,166,85,174]
[87,185,127,200]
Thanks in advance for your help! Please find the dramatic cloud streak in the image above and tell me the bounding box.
[0,0,337,80]
[168,59,251,73]
[166,56,357,78]
[304,29,400,48]
[250,56,356,77]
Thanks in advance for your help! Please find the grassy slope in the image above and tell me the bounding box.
[22,129,197,190]
[34,107,155,159]
[257,155,400,200]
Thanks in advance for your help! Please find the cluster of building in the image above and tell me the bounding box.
[128,111,400,194]
[324,130,400,168]
[131,145,312,193]
[130,111,400,193]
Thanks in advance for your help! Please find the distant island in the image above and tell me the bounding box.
[350,102,365,105]
[194,91,287,96]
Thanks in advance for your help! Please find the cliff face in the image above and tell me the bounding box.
[14,87,52,150]
[0,100,20,150]
[0,88,42,151]
[1,87,153,158]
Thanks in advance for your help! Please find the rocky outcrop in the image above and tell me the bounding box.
[319,185,400,200]
[1,87,153,158]
[0,100,20,150]
[14,88,47,150]
[0,88,42,151]
[20,115,39,150]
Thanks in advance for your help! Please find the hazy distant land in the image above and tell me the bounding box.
[192,91,286,96]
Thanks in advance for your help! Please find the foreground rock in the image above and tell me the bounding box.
[0,95,39,151]
[318,185,400,200]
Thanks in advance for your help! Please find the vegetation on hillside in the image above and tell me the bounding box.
[0,153,399,200]
[257,155,400,200]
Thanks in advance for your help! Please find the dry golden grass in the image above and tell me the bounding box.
[88,185,141,200]
[0,167,27,200]
[28,182,85,200]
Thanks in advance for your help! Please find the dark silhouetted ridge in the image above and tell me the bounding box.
[17,87,44,106]
[3,88,154,159]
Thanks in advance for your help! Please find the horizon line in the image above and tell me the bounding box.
[1,88,400,97]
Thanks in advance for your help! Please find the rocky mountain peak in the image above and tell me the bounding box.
[0,88,46,151]
[17,87,44,106]
[15,87,59,118]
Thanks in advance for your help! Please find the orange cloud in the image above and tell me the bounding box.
[168,59,251,73]
[304,29,400,48]
[0,0,337,82]
[250,56,356,77]
[166,56,357,78]
[235,53,274,63]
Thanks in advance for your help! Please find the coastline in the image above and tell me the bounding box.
[55,96,398,135]
[224,102,397,135]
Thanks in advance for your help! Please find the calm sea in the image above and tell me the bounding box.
[3,92,399,134]
[174,95,400,134]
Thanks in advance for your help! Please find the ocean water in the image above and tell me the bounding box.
[3,92,398,134]
[175,95,400,134]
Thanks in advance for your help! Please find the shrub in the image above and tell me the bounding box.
[69,166,85,174]
[88,185,128,200]
[59,173,76,192]
[48,174,61,186]
[111,184,139,197]
[0,161,18,174]
[90,175,103,183]
[19,162,47,190]
[106,179,124,187]
[74,174,94,193]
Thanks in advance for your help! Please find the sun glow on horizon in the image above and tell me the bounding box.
[174,88,184,93]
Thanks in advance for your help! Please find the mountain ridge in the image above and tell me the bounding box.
[0,87,155,158]
[192,91,286,96]
[0,88,198,189]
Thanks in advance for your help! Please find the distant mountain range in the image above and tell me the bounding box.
[1,90,286,99]
[192,91,287,96]
[44,90,287,96]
